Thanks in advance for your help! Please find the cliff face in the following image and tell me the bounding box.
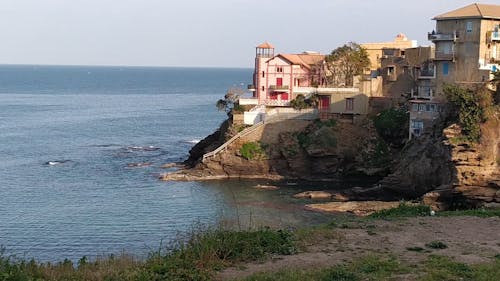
[377,111,500,206]
[166,118,392,182]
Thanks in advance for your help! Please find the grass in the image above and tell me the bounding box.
[438,208,500,218]
[368,203,431,219]
[0,228,297,281]
[239,255,500,281]
[239,142,266,160]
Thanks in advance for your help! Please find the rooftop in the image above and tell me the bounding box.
[276,53,325,69]
[433,3,500,20]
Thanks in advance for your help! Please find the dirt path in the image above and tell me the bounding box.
[217,216,500,280]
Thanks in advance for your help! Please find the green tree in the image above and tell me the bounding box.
[325,42,370,87]
[216,87,245,115]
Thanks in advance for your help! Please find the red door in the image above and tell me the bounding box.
[281,92,289,100]
[319,96,330,111]
[276,78,283,87]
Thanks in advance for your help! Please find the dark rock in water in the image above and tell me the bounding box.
[127,162,153,168]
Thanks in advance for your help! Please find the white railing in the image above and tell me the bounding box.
[202,121,265,163]
[239,98,259,105]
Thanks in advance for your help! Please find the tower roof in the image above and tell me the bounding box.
[256,42,274,49]
[433,3,500,20]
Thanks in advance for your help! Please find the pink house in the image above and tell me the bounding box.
[250,42,325,106]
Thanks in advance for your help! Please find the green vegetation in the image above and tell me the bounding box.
[324,42,370,87]
[290,94,319,110]
[368,203,431,219]
[216,87,245,116]
[241,255,500,281]
[373,107,409,146]
[239,142,267,160]
[444,84,494,143]
[425,241,448,250]
[0,228,296,281]
[438,208,500,218]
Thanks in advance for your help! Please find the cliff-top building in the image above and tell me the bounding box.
[239,42,382,125]
[409,3,500,138]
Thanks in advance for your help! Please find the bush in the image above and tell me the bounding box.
[369,203,431,219]
[373,108,408,146]
[426,241,448,249]
[239,142,266,160]
[444,84,494,143]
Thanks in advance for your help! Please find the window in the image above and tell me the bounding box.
[262,71,265,78]
[276,78,283,87]
[276,67,283,73]
[430,104,436,112]
[261,86,265,91]
[412,104,419,112]
[345,98,354,111]
[466,21,473,33]
[443,63,449,75]
[387,66,395,75]
[411,120,424,129]
[419,104,425,111]
[425,104,431,112]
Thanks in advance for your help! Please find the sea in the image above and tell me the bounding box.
[0,65,347,262]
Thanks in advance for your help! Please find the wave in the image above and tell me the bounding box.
[126,146,160,151]
[182,139,200,144]
[45,160,71,166]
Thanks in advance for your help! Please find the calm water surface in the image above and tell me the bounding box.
[0,65,352,262]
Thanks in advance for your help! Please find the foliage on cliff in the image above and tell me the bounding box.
[216,87,245,115]
[239,142,267,160]
[444,84,494,143]
[373,107,409,147]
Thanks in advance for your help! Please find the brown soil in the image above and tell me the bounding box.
[216,216,500,280]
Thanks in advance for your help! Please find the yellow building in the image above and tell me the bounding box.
[361,33,417,70]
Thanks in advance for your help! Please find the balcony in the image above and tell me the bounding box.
[411,87,434,99]
[418,68,435,79]
[247,84,256,91]
[428,31,457,42]
[489,31,500,41]
[485,52,500,64]
[269,85,290,92]
[434,51,454,61]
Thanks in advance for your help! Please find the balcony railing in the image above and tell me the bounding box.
[411,87,434,99]
[485,52,500,63]
[428,31,457,42]
[269,85,290,92]
[418,68,435,79]
[434,51,454,61]
[264,100,290,107]
[490,31,500,41]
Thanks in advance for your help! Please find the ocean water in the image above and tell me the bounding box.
[0,65,343,262]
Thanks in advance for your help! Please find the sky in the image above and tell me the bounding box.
[0,0,496,68]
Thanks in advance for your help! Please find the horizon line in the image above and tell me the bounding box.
[0,63,253,70]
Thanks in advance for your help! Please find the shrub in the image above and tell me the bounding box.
[444,84,494,143]
[426,241,448,249]
[239,142,266,160]
[369,203,431,219]
[373,108,408,146]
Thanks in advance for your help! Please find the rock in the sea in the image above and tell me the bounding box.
[306,201,401,216]
[254,184,279,190]
[293,191,332,199]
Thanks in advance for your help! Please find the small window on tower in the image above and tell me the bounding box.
[262,71,265,78]
[276,67,283,73]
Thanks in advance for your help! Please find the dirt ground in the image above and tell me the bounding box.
[217,216,500,280]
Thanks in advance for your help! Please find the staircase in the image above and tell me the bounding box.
[201,121,265,163]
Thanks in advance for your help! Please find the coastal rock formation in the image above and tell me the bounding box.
[305,201,402,216]
[162,117,391,182]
